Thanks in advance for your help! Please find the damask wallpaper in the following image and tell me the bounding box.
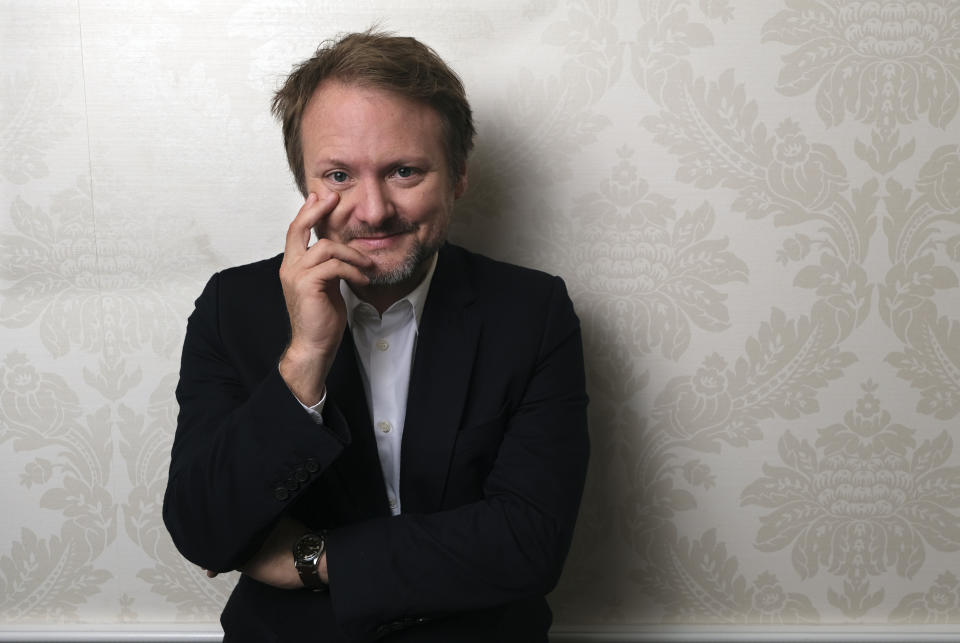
[2,0,959,638]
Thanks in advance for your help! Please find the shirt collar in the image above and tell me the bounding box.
[340,252,439,330]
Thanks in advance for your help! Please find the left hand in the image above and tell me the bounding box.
[204,516,326,589]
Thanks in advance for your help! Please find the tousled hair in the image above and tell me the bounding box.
[272,30,475,197]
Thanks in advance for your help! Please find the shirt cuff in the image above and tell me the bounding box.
[278,365,326,423]
[297,389,326,423]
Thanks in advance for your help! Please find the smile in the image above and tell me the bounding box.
[350,232,408,250]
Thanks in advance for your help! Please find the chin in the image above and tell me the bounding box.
[365,247,432,288]
[365,260,418,287]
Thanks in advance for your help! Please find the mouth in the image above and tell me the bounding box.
[349,232,408,251]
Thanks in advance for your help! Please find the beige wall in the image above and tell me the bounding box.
[2,0,960,635]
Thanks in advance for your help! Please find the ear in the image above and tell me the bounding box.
[453,168,468,199]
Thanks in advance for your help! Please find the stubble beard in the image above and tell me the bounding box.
[341,214,447,288]
[333,209,450,289]
[364,236,441,287]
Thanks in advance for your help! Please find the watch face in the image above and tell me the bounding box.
[295,533,324,561]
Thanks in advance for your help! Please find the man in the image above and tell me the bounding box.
[163,31,589,642]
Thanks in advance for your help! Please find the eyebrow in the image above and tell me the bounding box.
[311,158,352,172]
[311,156,433,174]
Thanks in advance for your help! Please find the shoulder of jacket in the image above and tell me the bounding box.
[443,243,560,290]
[216,253,283,284]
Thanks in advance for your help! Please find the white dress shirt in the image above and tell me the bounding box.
[299,254,437,516]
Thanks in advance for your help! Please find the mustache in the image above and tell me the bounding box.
[341,219,417,242]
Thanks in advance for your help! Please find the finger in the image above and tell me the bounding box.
[301,238,375,272]
[284,192,339,261]
[294,257,372,290]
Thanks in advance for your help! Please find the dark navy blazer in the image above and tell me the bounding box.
[163,243,589,642]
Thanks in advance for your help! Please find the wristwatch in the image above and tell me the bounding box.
[292,531,327,590]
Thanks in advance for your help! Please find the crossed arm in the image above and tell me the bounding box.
[200,192,356,588]
[203,515,322,588]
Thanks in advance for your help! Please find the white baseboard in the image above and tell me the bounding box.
[550,626,960,642]
[1,625,958,642]
[0,626,221,642]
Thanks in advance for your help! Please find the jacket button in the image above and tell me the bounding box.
[284,478,299,491]
[294,466,308,482]
[305,458,319,473]
[274,487,289,501]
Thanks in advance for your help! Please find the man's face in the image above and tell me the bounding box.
[300,81,466,289]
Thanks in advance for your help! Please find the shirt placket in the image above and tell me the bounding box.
[367,304,412,515]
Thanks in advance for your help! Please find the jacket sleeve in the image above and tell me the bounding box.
[162,271,351,572]
[326,276,590,641]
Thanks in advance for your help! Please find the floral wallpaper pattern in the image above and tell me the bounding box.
[1,0,958,635]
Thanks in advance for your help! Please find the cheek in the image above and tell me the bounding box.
[398,187,453,224]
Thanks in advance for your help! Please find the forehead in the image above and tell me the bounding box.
[300,81,446,163]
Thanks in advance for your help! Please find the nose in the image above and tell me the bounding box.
[353,179,392,228]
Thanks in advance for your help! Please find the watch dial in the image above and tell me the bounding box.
[296,534,323,559]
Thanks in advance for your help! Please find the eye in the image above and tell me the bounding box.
[394,167,416,178]
[327,170,349,183]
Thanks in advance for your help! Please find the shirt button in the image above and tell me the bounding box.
[389,498,397,509]
[377,421,392,433]
[294,466,309,482]
[304,458,319,473]
[376,339,389,351]
[274,487,289,501]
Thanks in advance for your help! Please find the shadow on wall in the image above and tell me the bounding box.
[448,129,651,624]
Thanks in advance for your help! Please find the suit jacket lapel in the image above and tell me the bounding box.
[325,330,391,517]
[401,245,479,513]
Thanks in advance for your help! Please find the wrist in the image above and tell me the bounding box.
[292,531,328,591]
[279,345,332,406]
[319,551,328,584]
